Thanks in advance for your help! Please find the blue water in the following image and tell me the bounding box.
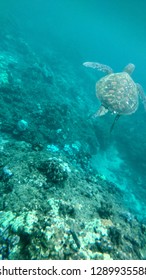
[0,0,146,259]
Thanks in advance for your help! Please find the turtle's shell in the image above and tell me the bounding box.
[96,72,139,115]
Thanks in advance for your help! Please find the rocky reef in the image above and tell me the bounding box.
[0,31,146,260]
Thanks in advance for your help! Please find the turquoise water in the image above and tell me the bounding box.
[0,0,146,259]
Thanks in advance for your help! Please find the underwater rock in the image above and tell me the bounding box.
[41,64,54,84]
[108,226,122,246]
[38,157,71,183]
[98,201,113,219]
[95,236,113,254]
[47,144,59,153]
[59,201,76,218]
[2,166,13,178]
[17,120,28,132]
[11,211,38,235]
[63,141,81,156]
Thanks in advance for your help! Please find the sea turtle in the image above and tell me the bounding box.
[83,61,146,131]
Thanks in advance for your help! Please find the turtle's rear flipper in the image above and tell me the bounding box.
[137,83,146,111]
[93,105,108,117]
[110,114,120,133]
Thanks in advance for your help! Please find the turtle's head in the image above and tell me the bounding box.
[123,63,135,75]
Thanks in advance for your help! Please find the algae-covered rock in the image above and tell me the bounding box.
[0,211,15,228]
[11,211,38,234]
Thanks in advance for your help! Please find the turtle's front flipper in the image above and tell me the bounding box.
[83,62,113,74]
[110,114,120,133]
[137,83,146,110]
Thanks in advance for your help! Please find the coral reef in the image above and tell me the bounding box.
[38,157,71,183]
[0,29,146,260]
